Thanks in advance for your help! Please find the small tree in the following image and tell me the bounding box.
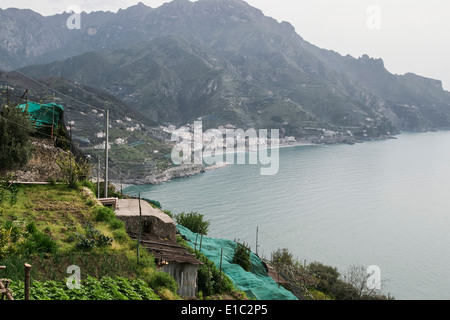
[233,241,252,272]
[341,264,389,300]
[0,105,34,171]
[56,151,92,187]
[272,248,294,266]
[175,211,210,235]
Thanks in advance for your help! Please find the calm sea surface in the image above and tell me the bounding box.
[124,131,450,300]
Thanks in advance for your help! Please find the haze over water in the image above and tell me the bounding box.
[125,131,450,300]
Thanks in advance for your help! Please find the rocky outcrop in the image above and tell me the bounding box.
[127,164,206,185]
[3,138,67,182]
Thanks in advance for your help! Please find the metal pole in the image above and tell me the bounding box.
[69,124,73,185]
[97,158,100,199]
[51,93,55,143]
[137,194,143,265]
[6,86,10,106]
[104,109,109,198]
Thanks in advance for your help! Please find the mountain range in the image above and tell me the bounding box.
[1,0,450,180]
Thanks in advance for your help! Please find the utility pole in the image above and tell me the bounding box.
[25,89,28,113]
[256,226,259,257]
[97,158,100,199]
[51,93,55,144]
[6,86,10,106]
[104,109,109,198]
[69,124,73,185]
[137,194,143,265]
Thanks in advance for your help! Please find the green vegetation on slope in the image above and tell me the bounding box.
[0,104,34,171]
[0,181,177,300]
[269,248,394,300]
[9,275,161,300]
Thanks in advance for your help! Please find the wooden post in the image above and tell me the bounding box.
[0,266,14,301]
[207,265,211,295]
[199,234,203,252]
[0,280,14,301]
[194,234,198,251]
[24,263,32,300]
[219,248,223,290]
[256,226,259,257]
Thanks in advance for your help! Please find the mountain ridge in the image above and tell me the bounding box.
[1,0,450,140]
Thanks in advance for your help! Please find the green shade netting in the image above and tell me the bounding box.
[18,102,64,127]
[177,225,298,300]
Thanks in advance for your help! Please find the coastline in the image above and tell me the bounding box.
[116,141,315,190]
[115,134,400,190]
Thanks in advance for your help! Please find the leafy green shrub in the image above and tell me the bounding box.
[0,225,16,259]
[94,206,115,223]
[75,222,113,251]
[233,241,252,272]
[56,152,91,187]
[85,198,96,207]
[145,199,161,209]
[2,220,59,258]
[175,211,210,235]
[75,236,96,250]
[0,105,34,171]
[20,231,58,255]
[79,180,95,193]
[109,219,124,230]
[113,229,128,243]
[163,209,173,219]
[196,257,235,296]
[272,248,294,266]
[177,236,235,296]
[4,220,22,242]
[0,180,20,206]
[148,271,178,295]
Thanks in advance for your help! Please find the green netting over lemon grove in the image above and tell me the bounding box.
[18,102,64,128]
[177,225,298,300]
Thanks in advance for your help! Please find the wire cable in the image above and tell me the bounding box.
[0,59,106,112]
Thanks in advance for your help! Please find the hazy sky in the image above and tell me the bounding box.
[1,0,449,90]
